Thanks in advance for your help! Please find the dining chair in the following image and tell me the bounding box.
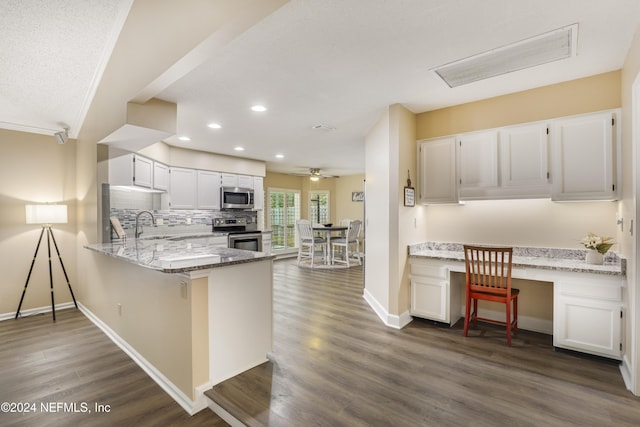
[463,245,519,347]
[296,219,326,267]
[339,219,351,237]
[331,220,362,267]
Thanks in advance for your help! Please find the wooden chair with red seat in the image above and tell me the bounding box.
[463,245,519,347]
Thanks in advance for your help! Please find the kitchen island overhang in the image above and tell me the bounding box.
[83,239,275,415]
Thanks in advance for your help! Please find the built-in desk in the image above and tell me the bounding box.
[408,242,626,360]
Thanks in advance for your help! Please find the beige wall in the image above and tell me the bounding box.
[87,255,202,399]
[417,71,621,139]
[335,174,365,224]
[169,145,265,177]
[0,129,77,315]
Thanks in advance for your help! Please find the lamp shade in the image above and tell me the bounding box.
[25,204,68,224]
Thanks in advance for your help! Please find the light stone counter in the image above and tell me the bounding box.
[85,237,275,274]
[409,242,625,276]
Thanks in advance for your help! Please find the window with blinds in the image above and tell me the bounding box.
[309,190,330,225]
[268,189,301,251]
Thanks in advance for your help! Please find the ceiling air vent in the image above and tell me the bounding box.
[433,24,578,88]
[311,124,336,131]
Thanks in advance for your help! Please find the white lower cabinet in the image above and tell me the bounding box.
[553,277,623,359]
[409,259,461,326]
[262,232,272,255]
[410,257,624,359]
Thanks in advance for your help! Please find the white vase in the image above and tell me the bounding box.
[585,249,604,265]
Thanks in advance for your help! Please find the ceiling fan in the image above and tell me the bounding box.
[293,168,338,181]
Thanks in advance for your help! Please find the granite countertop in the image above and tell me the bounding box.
[409,242,626,276]
[85,237,275,274]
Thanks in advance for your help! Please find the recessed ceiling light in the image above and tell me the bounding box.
[208,123,222,129]
[251,105,267,112]
[275,154,284,159]
[234,146,245,151]
[178,136,191,141]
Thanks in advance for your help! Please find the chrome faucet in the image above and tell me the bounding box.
[135,210,155,238]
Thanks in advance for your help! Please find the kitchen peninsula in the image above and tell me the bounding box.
[84,237,275,414]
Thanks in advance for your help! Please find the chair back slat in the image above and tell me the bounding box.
[464,245,513,295]
[296,220,313,241]
[347,220,361,242]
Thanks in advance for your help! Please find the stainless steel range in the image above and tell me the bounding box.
[213,217,262,252]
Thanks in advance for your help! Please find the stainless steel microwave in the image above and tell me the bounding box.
[221,187,254,209]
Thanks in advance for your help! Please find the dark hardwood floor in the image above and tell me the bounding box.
[207,259,640,426]
[3,259,640,426]
[0,309,227,427]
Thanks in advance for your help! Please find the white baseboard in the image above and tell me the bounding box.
[363,288,412,329]
[193,382,216,414]
[620,354,634,393]
[1,302,76,322]
[78,303,208,415]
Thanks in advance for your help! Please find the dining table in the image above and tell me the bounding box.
[312,225,347,265]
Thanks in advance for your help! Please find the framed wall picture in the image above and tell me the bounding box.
[404,187,415,207]
[352,191,364,202]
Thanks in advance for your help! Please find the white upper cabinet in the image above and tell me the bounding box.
[197,170,221,210]
[220,173,254,189]
[220,173,237,187]
[458,130,498,198]
[132,155,153,188]
[153,162,169,191]
[253,176,264,211]
[417,136,458,204]
[169,167,197,209]
[109,151,155,190]
[499,122,550,197]
[550,110,618,201]
[238,174,254,189]
[416,109,619,203]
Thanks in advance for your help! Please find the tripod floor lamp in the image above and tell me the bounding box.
[16,204,77,321]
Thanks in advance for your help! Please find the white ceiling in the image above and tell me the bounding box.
[0,0,132,137]
[2,0,640,177]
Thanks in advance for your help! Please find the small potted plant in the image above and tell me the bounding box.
[581,232,614,265]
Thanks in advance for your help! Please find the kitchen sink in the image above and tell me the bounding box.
[157,253,221,268]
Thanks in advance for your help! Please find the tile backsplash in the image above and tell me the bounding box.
[109,187,256,239]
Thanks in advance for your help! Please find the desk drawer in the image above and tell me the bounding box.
[410,262,448,279]
[556,280,622,302]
